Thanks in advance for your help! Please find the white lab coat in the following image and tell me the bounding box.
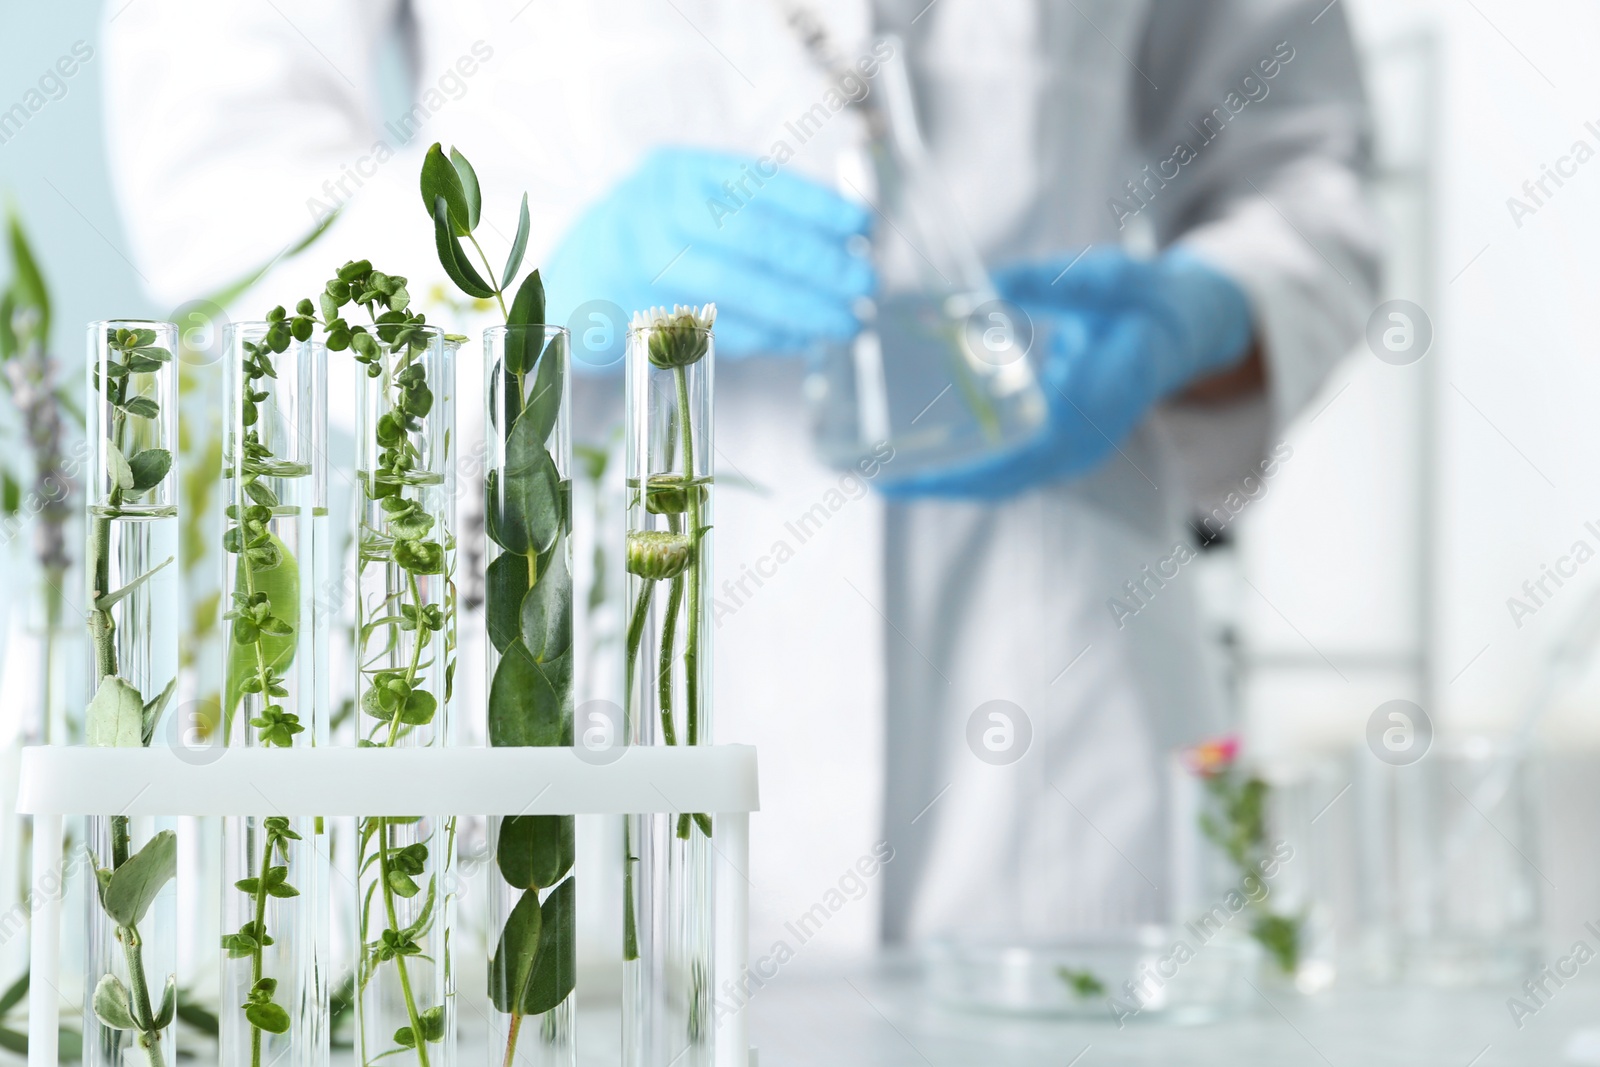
[103,0,1378,953]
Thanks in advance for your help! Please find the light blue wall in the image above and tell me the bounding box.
[0,2,151,363]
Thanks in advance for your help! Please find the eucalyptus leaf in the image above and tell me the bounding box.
[496,815,573,890]
[487,423,561,557]
[501,193,530,290]
[507,269,545,330]
[520,877,577,1016]
[484,551,529,655]
[503,271,546,375]
[127,448,172,493]
[487,887,541,1015]
[432,196,494,298]
[103,830,178,928]
[91,975,138,1031]
[420,143,472,237]
[96,554,174,612]
[86,676,146,748]
[523,336,565,451]
[448,146,482,231]
[520,540,572,662]
[487,646,571,748]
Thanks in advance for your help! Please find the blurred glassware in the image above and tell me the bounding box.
[1356,736,1544,985]
[806,35,1046,478]
[923,929,1259,1023]
[1169,738,1334,992]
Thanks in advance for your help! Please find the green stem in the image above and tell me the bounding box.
[376,820,431,1067]
[621,583,654,964]
[623,581,654,736]
[467,235,510,320]
[501,1011,523,1067]
[109,819,164,1067]
[657,576,682,747]
[673,366,710,840]
[623,818,640,963]
[247,829,275,1067]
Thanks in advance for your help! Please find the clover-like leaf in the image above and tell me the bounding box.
[105,441,135,493]
[153,975,176,1031]
[86,676,146,749]
[91,975,138,1031]
[102,830,178,928]
[244,1002,289,1035]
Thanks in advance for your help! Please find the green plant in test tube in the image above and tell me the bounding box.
[421,142,577,1067]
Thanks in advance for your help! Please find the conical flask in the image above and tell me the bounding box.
[808,34,1047,479]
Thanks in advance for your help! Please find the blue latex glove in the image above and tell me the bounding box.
[880,247,1255,500]
[544,146,875,365]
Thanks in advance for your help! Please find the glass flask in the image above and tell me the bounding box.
[807,34,1046,480]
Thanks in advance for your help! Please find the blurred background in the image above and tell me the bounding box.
[5,0,1600,1064]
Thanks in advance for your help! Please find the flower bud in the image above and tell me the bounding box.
[644,474,707,515]
[627,530,692,581]
[632,304,716,369]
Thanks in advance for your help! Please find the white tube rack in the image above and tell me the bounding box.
[16,744,760,1067]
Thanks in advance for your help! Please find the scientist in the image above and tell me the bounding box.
[103,0,1378,949]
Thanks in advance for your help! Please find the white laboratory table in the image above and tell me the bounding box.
[410,954,1600,1067]
[720,955,1596,1066]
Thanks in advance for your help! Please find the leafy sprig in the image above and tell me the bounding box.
[422,142,576,1063]
[1196,761,1305,975]
[85,323,178,1067]
[220,817,301,1055]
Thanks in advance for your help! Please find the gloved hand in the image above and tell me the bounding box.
[544,146,875,363]
[880,247,1255,500]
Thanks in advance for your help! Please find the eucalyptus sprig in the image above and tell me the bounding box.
[421,143,575,1066]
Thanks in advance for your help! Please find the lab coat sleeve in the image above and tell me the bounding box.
[1132,0,1383,435]
[100,0,438,311]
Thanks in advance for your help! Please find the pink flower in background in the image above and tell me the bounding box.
[1182,734,1240,778]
